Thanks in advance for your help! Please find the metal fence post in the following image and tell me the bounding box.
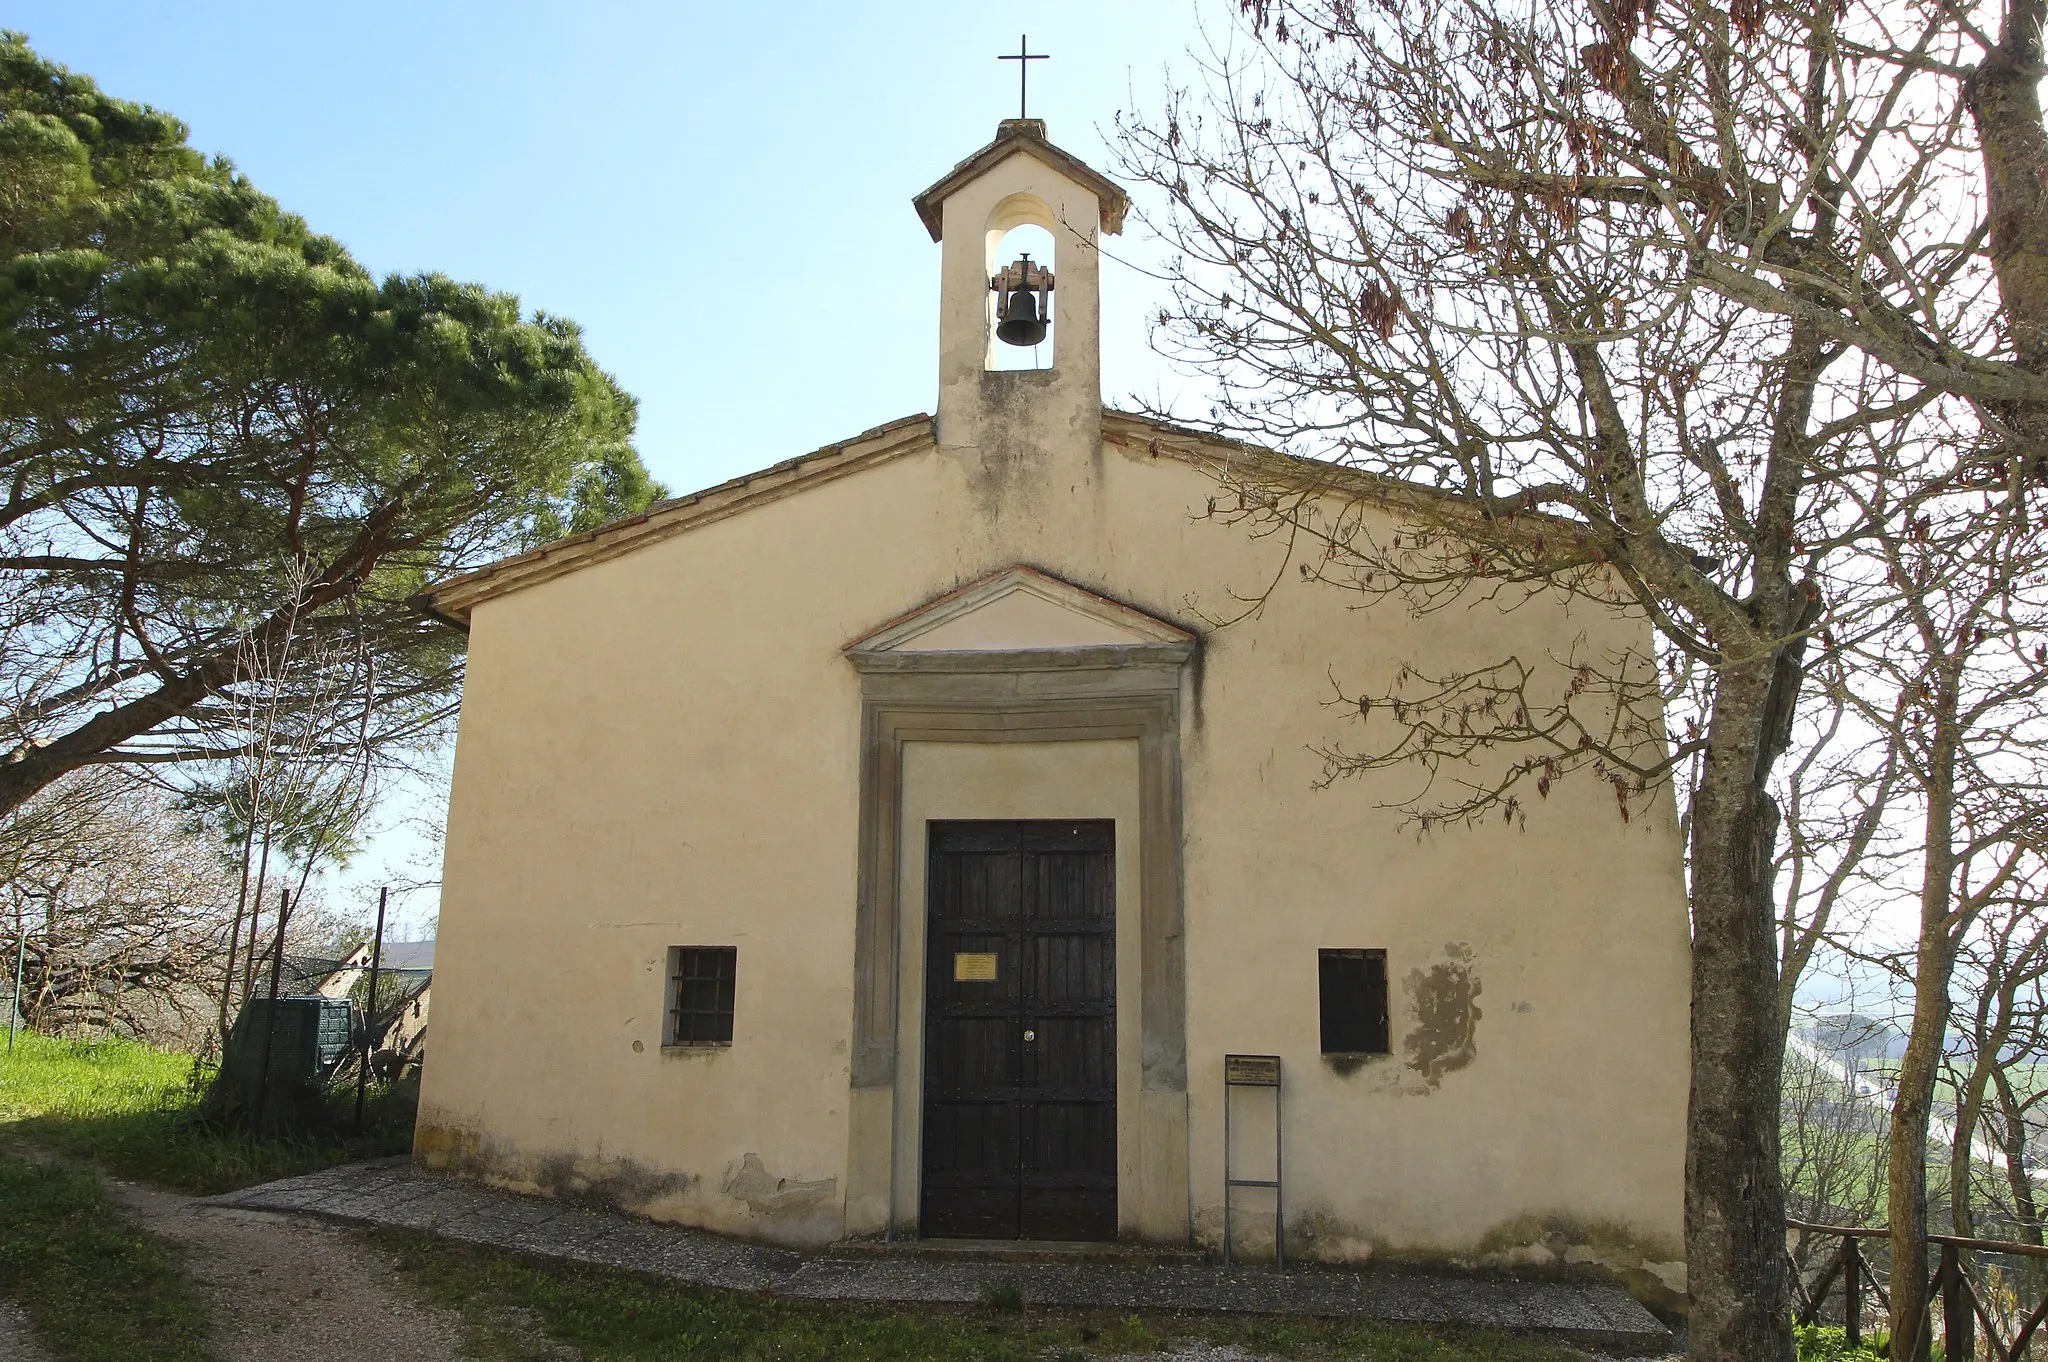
[6,911,23,1054]
[1843,1234,1862,1350]
[250,888,291,1134]
[352,887,387,1131]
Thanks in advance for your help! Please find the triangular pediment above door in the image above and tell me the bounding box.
[846,566,1194,654]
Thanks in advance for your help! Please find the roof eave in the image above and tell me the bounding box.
[1098,409,1590,542]
[414,412,935,626]
[912,120,1131,243]
[415,406,1582,633]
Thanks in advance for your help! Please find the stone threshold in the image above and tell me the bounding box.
[202,1160,1674,1355]
[827,1236,1208,1266]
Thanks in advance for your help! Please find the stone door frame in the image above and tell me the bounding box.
[843,644,1192,1241]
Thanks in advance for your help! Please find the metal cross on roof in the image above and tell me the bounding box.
[998,34,1049,119]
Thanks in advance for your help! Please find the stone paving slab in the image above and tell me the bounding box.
[1359,1272,1453,1324]
[205,1162,1672,1353]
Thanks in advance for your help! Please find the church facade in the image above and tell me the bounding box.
[414,120,1690,1295]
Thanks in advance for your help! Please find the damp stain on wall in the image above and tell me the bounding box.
[536,1150,696,1212]
[415,1119,698,1215]
[1403,942,1481,1089]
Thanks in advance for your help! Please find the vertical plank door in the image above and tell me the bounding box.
[921,820,1116,1240]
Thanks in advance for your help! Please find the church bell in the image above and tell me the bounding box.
[991,254,1054,348]
[996,289,1046,347]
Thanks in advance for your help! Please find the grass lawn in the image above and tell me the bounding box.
[0,1153,210,1362]
[0,1032,411,1193]
[379,1231,1594,1362]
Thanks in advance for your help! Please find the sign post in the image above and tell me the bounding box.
[1222,1053,1284,1268]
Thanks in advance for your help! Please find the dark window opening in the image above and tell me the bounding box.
[1319,949,1389,1055]
[668,946,737,1046]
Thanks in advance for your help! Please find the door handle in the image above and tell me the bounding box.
[1023,1029,1036,1042]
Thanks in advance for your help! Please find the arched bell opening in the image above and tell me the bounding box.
[985,200,1056,372]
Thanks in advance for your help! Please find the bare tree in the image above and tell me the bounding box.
[1775,663,1899,1023]
[1114,2,2038,1354]
[1944,878,2048,1245]
[198,562,380,1039]
[0,770,239,1044]
[1769,468,2048,1344]
[1770,560,2048,1346]
[1852,523,2048,1348]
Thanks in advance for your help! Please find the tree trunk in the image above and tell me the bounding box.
[1993,1070,2048,1302]
[1995,1069,2044,1246]
[1947,994,2000,1241]
[1687,650,1797,1362]
[1887,716,1960,1361]
[1888,941,1956,1360]
[217,804,262,1042]
[1969,0,2048,379]
[1969,0,2048,498]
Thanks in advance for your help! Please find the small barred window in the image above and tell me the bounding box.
[667,946,737,1047]
[1318,949,1390,1055]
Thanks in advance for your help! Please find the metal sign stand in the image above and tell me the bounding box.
[1222,1053,1284,1269]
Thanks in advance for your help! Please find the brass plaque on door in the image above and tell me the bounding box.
[953,952,998,982]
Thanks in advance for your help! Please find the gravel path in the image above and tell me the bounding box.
[1110,1345,1680,1361]
[104,1177,470,1362]
[0,1304,52,1362]
[1108,1348,1295,1361]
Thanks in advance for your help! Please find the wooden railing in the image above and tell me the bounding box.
[1789,1217,2048,1360]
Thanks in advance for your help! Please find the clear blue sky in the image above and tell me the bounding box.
[14,1,1208,493]
[12,1,1215,930]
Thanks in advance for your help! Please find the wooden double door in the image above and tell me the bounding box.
[920,820,1117,1241]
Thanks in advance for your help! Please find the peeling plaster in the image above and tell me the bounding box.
[416,1119,844,1246]
[1192,1198,1685,1313]
[1472,1213,1687,1313]
[724,1153,837,1217]
[1403,942,1481,1089]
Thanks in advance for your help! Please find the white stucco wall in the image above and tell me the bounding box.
[418,433,1687,1277]
[416,125,1687,1293]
